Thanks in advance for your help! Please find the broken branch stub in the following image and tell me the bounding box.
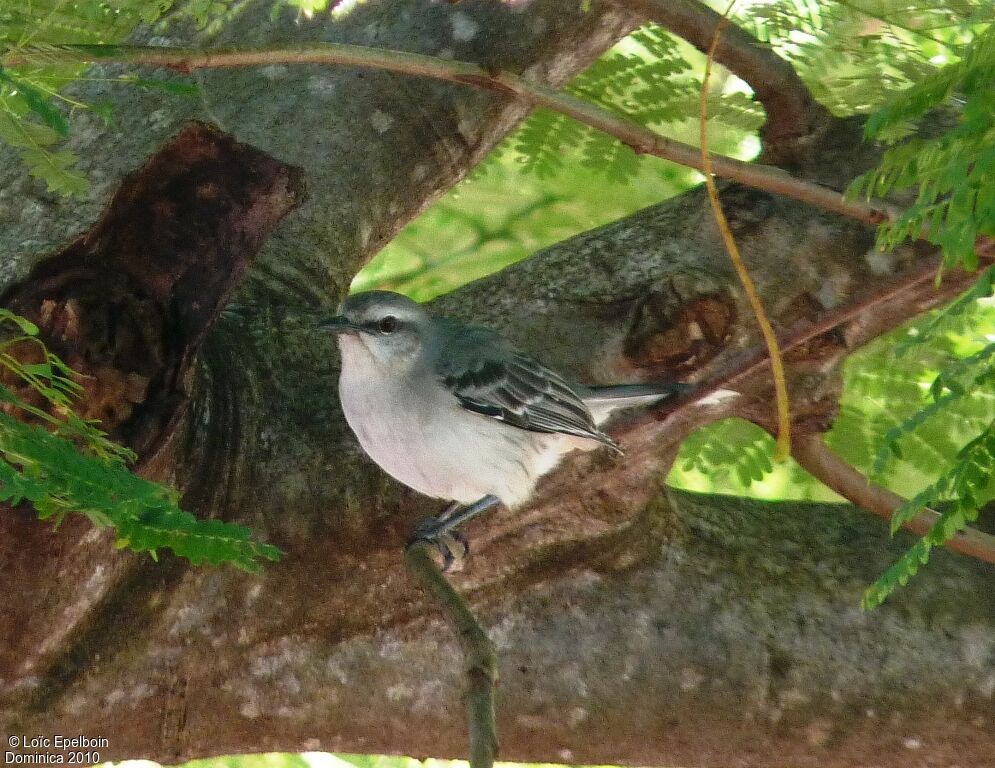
[0,123,304,703]
[2,122,306,459]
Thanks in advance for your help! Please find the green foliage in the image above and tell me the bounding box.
[872,339,995,473]
[895,265,995,354]
[477,22,763,184]
[745,0,994,116]
[0,0,147,46]
[0,309,281,572]
[0,0,153,194]
[829,304,995,498]
[0,74,89,195]
[0,67,69,136]
[0,308,132,461]
[354,150,702,301]
[862,420,995,610]
[0,0,223,194]
[849,25,995,273]
[678,419,775,490]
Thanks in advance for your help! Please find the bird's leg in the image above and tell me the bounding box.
[410,495,501,570]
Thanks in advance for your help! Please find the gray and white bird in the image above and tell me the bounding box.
[320,290,685,551]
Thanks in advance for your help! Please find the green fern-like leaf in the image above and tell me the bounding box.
[0,93,88,195]
[872,390,964,474]
[849,26,995,272]
[488,21,762,183]
[747,0,994,116]
[677,419,776,489]
[0,0,224,195]
[512,110,575,179]
[873,340,995,473]
[863,418,995,609]
[0,67,68,136]
[0,308,281,571]
[579,131,639,184]
[895,265,995,355]
[863,23,995,138]
[0,410,281,570]
[861,538,931,610]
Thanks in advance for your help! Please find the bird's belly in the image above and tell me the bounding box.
[339,373,542,505]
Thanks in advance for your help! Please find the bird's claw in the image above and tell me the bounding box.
[409,519,470,572]
[438,531,470,572]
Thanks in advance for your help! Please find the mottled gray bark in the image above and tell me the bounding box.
[1,1,993,767]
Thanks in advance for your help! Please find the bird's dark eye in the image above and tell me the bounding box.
[378,315,399,334]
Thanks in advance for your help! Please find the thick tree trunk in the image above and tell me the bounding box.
[1,2,993,767]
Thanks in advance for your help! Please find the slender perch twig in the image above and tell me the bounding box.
[790,433,995,565]
[629,254,977,426]
[404,541,498,768]
[610,252,995,567]
[1,42,897,227]
[699,1,791,460]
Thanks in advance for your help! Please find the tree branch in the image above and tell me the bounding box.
[790,433,995,565]
[0,120,305,457]
[2,5,992,757]
[614,252,974,444]
[1,42,898,227]
[4,65,995,759]
[611,0,826,148]
[405,543,498,768]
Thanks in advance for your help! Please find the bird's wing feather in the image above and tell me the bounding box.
[434,322,617,449]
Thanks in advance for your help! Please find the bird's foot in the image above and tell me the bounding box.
[406,496,499,572]
[408,521,470,572]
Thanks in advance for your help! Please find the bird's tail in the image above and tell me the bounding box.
[581,382,690,425]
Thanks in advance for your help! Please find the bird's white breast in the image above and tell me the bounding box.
[336,338,567,507]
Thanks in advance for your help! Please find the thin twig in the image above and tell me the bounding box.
[607,254,995,568]
[1,42,898,227]
[612,0,825,144]
[700,2,791,460]
[790,433,995,565]
[646,254,964,419]
[404,541,498,768]
[612,254,980,442]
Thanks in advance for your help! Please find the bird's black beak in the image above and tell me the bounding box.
[318,315,365,334]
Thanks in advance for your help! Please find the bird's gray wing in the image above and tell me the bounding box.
[434,323,618,450]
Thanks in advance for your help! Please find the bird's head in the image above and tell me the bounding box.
[319,290,428,368]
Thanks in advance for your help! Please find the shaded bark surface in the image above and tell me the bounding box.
[1,1,993,767]
[0,122,304,696]
[1,122,305,454]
